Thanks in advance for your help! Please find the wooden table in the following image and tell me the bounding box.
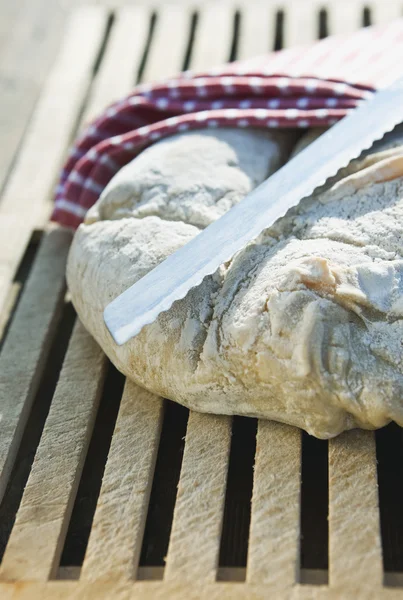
[0,2,403,598]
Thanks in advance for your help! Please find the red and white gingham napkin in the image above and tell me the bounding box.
[52,19,403,229]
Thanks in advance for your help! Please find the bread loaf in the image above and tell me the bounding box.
[67,127,403,438]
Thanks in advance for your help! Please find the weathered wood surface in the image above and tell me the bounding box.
[237,4,274,59]
[164,413,232,582]
[141,6,191,83]
[81,384,163,582]
[0,321,107,581]
[190,4,234,70]
[283,0,318,47]
[0,0,69,193]
[371,2,403,24]
[83,6,150,123]
[1,581,403,600]
[0,7,107,317]
[327,2,363,34]
[328,430,383,589]
[0,229,71,504]
[247,422,301,588]
[1,2,403,599]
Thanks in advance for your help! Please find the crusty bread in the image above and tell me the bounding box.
[67,127,403,438]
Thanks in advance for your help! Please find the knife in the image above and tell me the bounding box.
[104,75,403,345]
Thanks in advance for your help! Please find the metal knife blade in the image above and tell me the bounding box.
[104,76,403,345]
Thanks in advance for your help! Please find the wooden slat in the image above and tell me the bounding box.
[83,7,150,123]
[237,4,274,60]
[80,383,164,582]
[0,321,107,582]
[141,6,191,83]
[328,430,383,588]
[283,1,318,47]
[0,3,155,582]
[0,228,71,503]
[3,580,403,600]
[247,421,301,588]
[77,6,165,582]
[0,0,67,193]
[327,2,363,35]
[190,5,234,70]
[371,1,402,25]
[0,582,15,600]
[0,7,107,319]
[0,0,23,57]
[164,412,231,582]
[0,282,21,342]
[39,6,150,222]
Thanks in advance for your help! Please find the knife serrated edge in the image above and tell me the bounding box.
[104,77,403,345]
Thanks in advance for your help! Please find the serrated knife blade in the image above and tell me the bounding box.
[104,76,403,345]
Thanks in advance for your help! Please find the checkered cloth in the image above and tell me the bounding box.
[52,19,403,229]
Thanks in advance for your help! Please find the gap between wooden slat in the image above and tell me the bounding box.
[282,0,318,47]
[80,383,163,582]
[376,423,403,576]
[190,4,234,70]
[0,321,107,582]
[237,4,274,60]
[0,7,108,320]
[0,228,71,505]
[164,412,231,582]
[328,429,383,589]
[247,421,301,588]
[83,7,151,124]
[300,433,328,578]
[141,6,192,83]
[218,416,257,573]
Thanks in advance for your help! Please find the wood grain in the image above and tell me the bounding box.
[237,4,274,59]
[371,1,402,25]
[141,6,191,83]
[0,7,108,318]
[164,412,231,582]
[190,4,234,70]
[0,321,107,581]
[83,7,150,123]
[247,421,301,588]
[0,228,71,504]
[327,2,363,35]
[1,580,399,600]
[78,6,165,583]
[81,383,163,582]
[0,0,22,58]
[283,0,318,47]
[0,0,68,193]
[328,430,383,589]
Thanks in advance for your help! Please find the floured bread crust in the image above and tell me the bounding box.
[67,127,403,438]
